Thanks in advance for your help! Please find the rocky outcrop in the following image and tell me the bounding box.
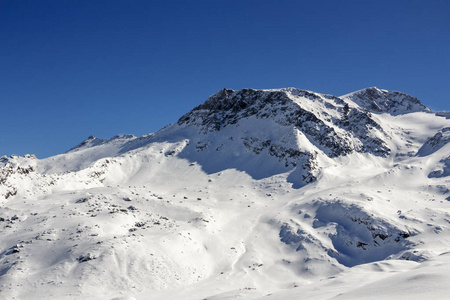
[417,127,450,156]
[280,200,418,267]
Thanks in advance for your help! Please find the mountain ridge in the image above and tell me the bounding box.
[0,87,449,300]
[68,86,431,158]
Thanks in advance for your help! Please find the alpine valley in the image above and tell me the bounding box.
[1,87,449,300]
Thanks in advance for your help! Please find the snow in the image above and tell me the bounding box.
[0,87,449,299]
[262,253,450,300]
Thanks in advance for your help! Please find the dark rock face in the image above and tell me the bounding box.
[178,88,391,158]
[178,88,295,131]
[338,108,390,156]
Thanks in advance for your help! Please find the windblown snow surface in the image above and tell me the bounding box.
[1,87,449,299]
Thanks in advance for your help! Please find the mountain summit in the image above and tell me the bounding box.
[342,87,429,115]
[0,87,449,299]
[170,87,401,186]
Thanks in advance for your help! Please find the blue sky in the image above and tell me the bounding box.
[1,0,449,158]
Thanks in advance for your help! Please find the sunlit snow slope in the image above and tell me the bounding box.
[1,87,449,300]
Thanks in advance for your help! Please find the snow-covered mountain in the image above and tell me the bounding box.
[1,87,449,300]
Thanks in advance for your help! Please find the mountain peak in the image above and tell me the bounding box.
[173,87,391,187]
[67,134,136,153]
[342,87,429,115]
[184,87,332,116]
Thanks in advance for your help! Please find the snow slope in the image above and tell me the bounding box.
[0,87,449,299]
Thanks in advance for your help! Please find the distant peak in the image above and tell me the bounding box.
[342,87,429,115]
[66,134,136,153]
[66,136,105,153]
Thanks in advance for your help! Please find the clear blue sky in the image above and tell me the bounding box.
[1,0,449,158]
